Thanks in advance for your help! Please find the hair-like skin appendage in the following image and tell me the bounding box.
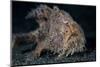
[13,5,86,60]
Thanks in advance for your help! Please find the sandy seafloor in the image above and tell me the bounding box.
[12,43,96,66]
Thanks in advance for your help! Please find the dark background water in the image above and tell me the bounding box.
[12,1,96,49]
[12,1,96,66]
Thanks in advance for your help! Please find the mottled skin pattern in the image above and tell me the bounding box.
[13,5,86,59]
